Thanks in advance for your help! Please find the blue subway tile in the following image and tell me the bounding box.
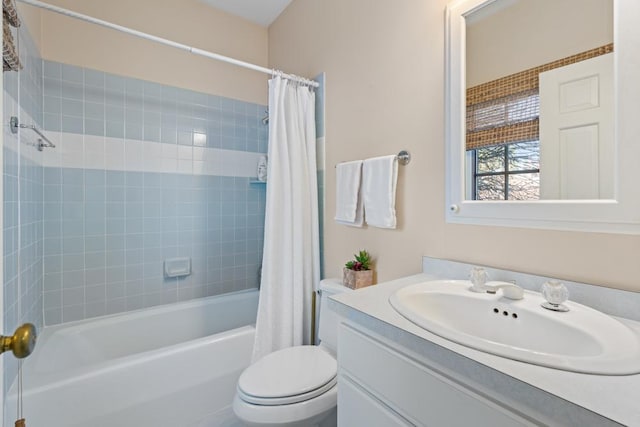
[62,81,83,100]
[62,202,84,220]
[106,105,125,122]
[85,202,106,219]
[106,250,126,266]
[61,98,83,117]
[106,187,125,202]
[84,119,105,136]
[85,170,106,186]
[43,113,61,131]
[43,96,61,114]
[125,172,144,187]
[63,287,84,306]
[85,236,106,252]
[62,254,85,272]
[106,203,125,218]
[105,121,125,139]
[125,78,144,94]
[85,219,106,236]
[177,131,192,146]
[143,126,161,142]
[61,116,83,133]
[106,171,125,186]
[105,74,125,92]
[105,90,125,107]
[106,235,125,251]
[61,64,83,84]
[84,69,105,88]
[85,253,106,270]
[43,61,62,79]
[85,102,104,120]
[85,86,105,104]
[125,122,143,140]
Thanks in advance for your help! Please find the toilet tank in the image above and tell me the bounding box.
[317,278,353,354]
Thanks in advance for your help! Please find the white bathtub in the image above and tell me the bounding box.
[6,290,259,427]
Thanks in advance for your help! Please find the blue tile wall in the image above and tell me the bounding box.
[2,24,44,396]
[39,61,268,325]
[42,60,269,153]
[42,171,265,324]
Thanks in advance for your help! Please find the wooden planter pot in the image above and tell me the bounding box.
[342,268,374,289]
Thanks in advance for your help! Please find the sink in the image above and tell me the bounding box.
[389,280,640,375]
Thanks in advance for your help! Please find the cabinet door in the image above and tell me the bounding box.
[339,323,536,426]
[338,374,413,427]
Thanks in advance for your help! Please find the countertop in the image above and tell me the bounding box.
[331,273,640,426]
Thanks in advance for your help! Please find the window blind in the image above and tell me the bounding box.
[466,43,613,151]
[3,0,22,72]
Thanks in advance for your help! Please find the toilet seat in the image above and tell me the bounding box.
[237,346,337,406]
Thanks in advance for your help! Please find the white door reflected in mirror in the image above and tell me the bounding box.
[539,54,614,200]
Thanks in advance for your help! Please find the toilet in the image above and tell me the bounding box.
[233,278,351,427]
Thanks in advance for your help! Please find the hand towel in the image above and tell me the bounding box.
[363,155,398,228]
[335,160,364,227]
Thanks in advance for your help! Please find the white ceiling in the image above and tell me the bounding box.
[200,0,293,27]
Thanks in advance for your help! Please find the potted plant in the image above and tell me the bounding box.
[343,250,374,289]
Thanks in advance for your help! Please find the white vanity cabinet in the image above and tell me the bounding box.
[337,322,537,426]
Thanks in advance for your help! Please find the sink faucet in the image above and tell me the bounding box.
[484,282,524,300]
[469,267,524,300]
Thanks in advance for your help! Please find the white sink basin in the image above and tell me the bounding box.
[389,280,640,375]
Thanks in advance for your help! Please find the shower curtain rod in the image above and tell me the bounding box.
[16,0,319,88]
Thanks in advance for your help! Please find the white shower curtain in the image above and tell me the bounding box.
[252,75,320,362]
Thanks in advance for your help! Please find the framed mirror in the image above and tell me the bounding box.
[445,0,640,233]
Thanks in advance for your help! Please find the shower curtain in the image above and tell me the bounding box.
[252,75,320,362]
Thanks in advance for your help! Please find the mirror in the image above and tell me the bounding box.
[465,0,613,201]
[446,0,640,233]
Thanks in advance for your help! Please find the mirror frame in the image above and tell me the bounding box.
[445,0,640,234]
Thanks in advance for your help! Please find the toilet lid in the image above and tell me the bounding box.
[238,346,337,405]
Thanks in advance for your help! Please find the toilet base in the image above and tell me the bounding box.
[232,386,337,427]
[238,407,336,427]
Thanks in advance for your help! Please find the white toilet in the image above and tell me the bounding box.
[233,278,351,427]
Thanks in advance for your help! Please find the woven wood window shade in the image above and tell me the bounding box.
[466,43,614,151]
[3,0,22,72]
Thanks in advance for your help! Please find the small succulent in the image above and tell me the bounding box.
[345,250,372,271]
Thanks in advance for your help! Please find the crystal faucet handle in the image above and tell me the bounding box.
[469,267,489,293]
[541,280,569,312]
[469,267,488,286]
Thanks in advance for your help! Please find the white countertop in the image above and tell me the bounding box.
[331,273,640,426]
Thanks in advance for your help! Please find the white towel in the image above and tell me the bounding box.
[335,160,364,227]
[363,155,398,229]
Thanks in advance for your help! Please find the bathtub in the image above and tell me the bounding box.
[6,289,259,427]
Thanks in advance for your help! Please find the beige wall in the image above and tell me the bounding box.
[17,3,42,51]
[269,0,640,292]
[38,0,268,104]
[466,0,613,86]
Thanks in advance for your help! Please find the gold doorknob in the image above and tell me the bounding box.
[0,323,37,359]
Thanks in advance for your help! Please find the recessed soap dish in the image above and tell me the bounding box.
[164,257,191,278]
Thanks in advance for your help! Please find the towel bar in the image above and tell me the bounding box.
[336,150,411,168]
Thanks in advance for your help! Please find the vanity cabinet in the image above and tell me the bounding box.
[337,322,537,426]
